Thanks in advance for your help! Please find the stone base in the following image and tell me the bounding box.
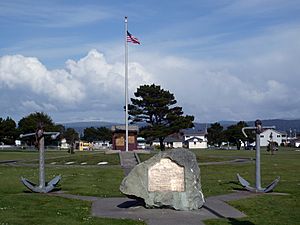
[120,148,205,210]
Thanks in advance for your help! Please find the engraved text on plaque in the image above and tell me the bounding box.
[148,158,184,192]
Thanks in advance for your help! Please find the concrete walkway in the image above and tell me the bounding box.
[49,190,264,225]
[47,153,285,225]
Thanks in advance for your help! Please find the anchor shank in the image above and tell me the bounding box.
[238,120,279,193]
[255,132,261,190]
[39,134,45,190]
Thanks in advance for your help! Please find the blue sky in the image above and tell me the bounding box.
[0,0,300,124]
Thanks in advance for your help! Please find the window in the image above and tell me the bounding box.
[194,142,196,145]
[277,135,281,138]
[260,135,264,138]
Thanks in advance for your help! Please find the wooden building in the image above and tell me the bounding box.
[111,125,138,151]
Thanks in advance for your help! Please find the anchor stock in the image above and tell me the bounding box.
[20,125,61,193]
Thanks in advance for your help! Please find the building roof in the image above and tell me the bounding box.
[261,128,287,135]
[185,137,204,142]
[153,136,183,143]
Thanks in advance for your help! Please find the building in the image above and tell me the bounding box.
[152,136,183,148]
[137,137,146,149]
[295,139,300,148]
[75,141,92,151]
[92,141,111,150]
[259,129,287,147]
[59,138,70,150]
[111,125,138,151]
[151,130,208,149]
[183,131,207,149]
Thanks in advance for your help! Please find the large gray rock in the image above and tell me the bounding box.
[120,148,205,210]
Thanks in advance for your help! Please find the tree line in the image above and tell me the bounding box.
[3,84,252,150]
[0,84,194,150]
[0,112,112,146]
[207,121,254,149]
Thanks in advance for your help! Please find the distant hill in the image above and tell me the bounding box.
[61,119,300,135]
[247,119,300,132]
[62,121,121,135]
[63,121,120,128]
[208,119,300,133]
[190,119,300,134]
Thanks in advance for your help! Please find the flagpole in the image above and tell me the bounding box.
[125,16,129,152]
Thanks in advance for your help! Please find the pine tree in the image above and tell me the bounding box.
[129,84,194,150]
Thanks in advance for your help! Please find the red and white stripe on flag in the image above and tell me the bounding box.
[127,31,140,44]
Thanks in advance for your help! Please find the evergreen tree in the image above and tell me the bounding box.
[129,84,194,150]
[82,127,112,142]
[62,128,79,144]
[224,121,248,150]
[0,117,17,145]
[207,122,224,147]
[18,112,61,145]
[97,127,112,142]
[82,127,99,142]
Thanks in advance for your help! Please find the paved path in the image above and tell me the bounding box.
[49,190,265,225]
[44,153,284,224]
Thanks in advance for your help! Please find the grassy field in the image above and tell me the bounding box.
[0,147,299,224]
[201,148,300,224]
[0,150,68,161]
[0,150,143,225]
[138,148,255,163]
[0,150,120,165]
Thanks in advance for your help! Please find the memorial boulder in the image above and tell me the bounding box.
[119,148,205,210]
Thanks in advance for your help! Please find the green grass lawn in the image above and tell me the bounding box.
[202,148,300,224]
[44,151,120,165]
[138,148,254,163]
[0,194,144,225]
[0,147,299,224]
[0,150,69,161]
[0,150,120,165]
[0,157,144,224]
[0,165,124,197]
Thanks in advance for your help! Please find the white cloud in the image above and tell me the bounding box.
[65,49,152,100]
[0,22,299,123]
[135,25,300,122]
[0,49,152,122]
[0,54,85,104]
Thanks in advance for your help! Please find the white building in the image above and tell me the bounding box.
[152,136,183,148]
[293,138,300,148]
[137,137,146,149]
[183,131,207,149]
[60,138,70,150]
[259,129,287,147]
[92,141,111,149]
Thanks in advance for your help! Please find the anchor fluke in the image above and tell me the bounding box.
[236,174,257,192]
[264,176,280,193]
[237,173,250,187]
[237,173,280,193]
[21,175,61,193]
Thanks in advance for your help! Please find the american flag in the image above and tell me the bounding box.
[127,31,140,44]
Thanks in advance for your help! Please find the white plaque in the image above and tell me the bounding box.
[148,158,184,192]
